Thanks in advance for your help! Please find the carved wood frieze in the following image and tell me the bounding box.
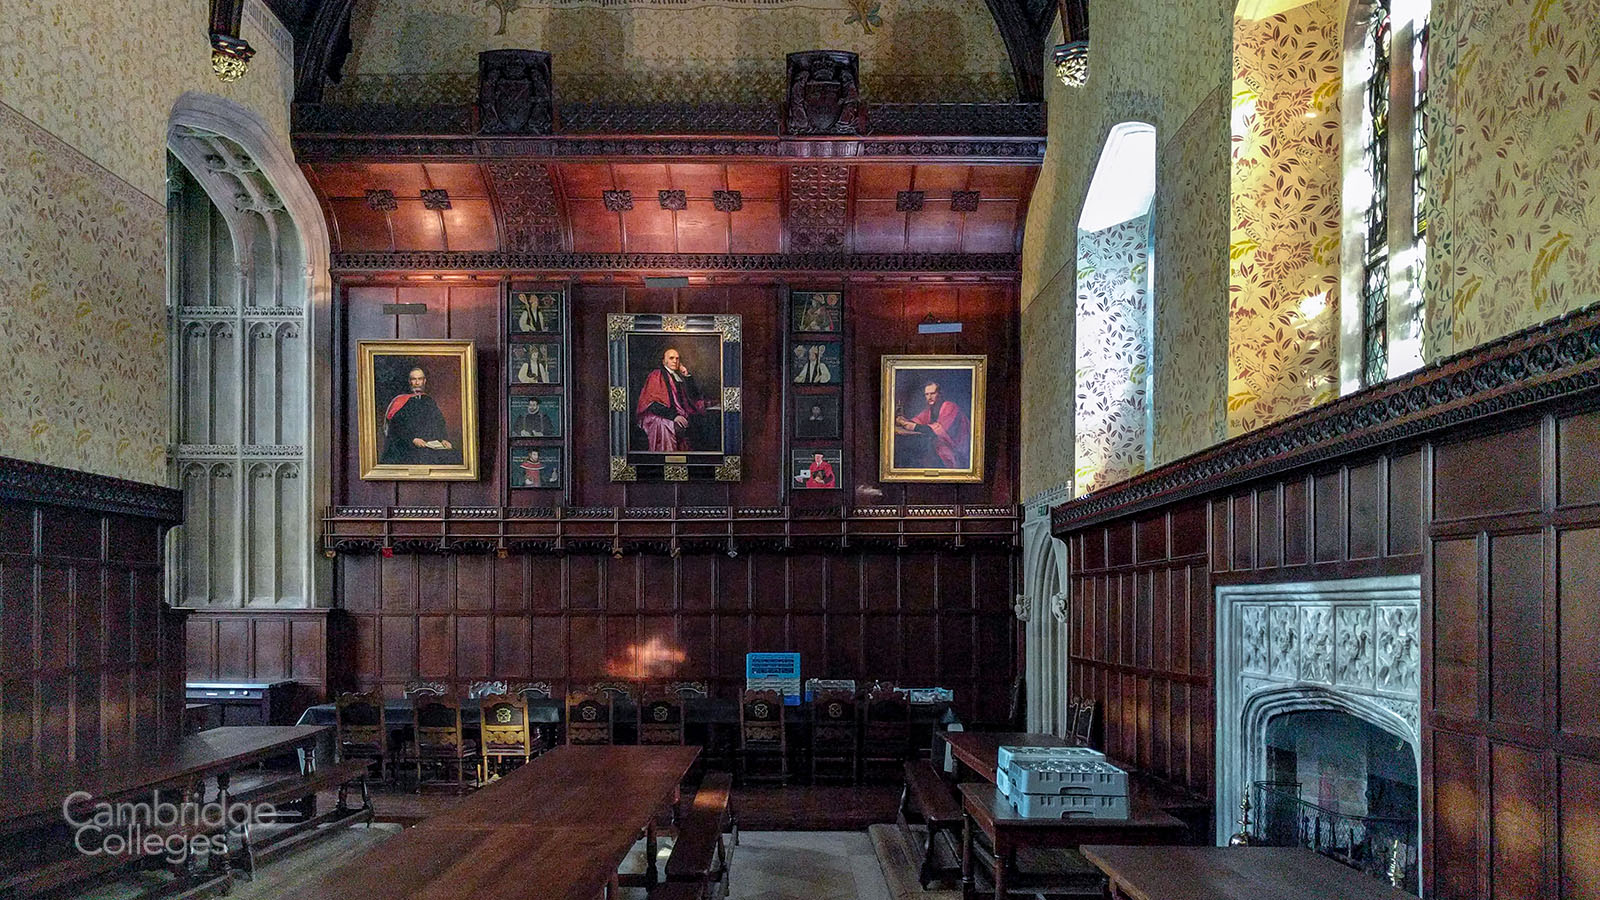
[484,162,563,252]
[291,135,1046,164]
[0,456,183,522]
[1053,301,1600,535]
[788,164,850,253]
[329,250,1020,273]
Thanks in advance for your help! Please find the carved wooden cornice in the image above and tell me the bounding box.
[1053,302,1600,535]
[323,503,1020,556]
[0,457,183,522]
[292,133,1047,164]
[331,251,1021,275]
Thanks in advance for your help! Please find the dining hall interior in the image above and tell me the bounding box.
[2,0,1598,896]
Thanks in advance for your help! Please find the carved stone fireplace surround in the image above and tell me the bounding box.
[1214,576,1422,846]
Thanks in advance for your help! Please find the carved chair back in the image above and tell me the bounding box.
[740,689,785,749]
[638,686,685,745]
[566,690,614,745]
[335,691,388,765]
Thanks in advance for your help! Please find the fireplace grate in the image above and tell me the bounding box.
[1249,781,1418,896]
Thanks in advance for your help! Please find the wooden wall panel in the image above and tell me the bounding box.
[184,609,333,716]
[0,489,182,779]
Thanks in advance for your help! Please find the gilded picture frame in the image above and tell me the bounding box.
[879,354,986,482]
[357,340,480,481]
[607,313,743,482]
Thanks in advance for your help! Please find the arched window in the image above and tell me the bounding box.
[1342,0,1431,391]
[1074,122,1156,495]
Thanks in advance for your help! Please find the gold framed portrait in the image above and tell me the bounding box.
[879,355,986,482]
[357,340,480,481]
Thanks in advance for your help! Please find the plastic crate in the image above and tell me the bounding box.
[1005,758,1128,797]
[1009,790,1129,820]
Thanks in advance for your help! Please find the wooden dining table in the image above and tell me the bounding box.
[940,731,1072,783]
[283,745,700,900]
[1081,845,1418,900]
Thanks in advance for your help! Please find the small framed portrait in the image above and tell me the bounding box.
[608,313,743,482]
[791,291,842,333]
[509,289,562,334]
[880,354,986,482]
[356,340,479,481]
[509,343,561,385]
[794,394,841,440]
[791,449,841,490]
[791,342,842,385]
[510,446,561,488]
[512,395,562,437]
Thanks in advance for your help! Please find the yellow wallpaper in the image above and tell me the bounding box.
[0,0,293,201]
[0,0,294,484]
[1426,0,1600,357]
[1227,0,1342,436]
[337,0,1017,103]
[1020,267,1076,501]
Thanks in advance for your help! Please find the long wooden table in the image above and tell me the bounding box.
[960,782,1187,900]
[285,745,700,900]
[940,731,1071,783]
[1081,845,1417,900]
[0,725,328,837]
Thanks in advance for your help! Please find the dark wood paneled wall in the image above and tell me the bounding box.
[1065,450,1425,798]
[1425,410,1600,900]
[0,465,185,777]
[329,277,1021,717]
[184,609,336,712]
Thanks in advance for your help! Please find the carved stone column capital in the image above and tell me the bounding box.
[1049,590,1069,623]
[1013,593,1032,623]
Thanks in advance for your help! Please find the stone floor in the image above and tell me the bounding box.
[729,831,894,900]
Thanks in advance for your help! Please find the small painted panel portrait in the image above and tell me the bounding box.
[357,340,479,481]
[512,395,561,437]
[509,343,561,384]
[794,394,841,440]
[791,291,842,333]
[791,343,842,384]
[510,290,562,334]
[511,446,562,488]
[791,449,841,490]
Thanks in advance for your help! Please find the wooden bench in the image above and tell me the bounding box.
[666,772,735,900]
[898,759,963,888]
[1,824,232,900]
[223,757,375,878]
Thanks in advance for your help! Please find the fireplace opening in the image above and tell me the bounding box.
[1252,709,1418,893]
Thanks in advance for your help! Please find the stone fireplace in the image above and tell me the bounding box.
[1214,576,1421,883]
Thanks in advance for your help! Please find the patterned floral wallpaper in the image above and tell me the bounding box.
[337,0,1017,103]
[1227,0,1343,436]
[1074,216,1152,494]
[0,0,294,484]
[0,103,170,485]
[1151,85,1230,467]
[1426,0,1600,358]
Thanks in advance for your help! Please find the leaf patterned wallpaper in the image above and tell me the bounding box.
[1227,0,1343,436]
[336,0,1017,104]
[1426,0,1600,357]
[0,0,294,485]
[1074,216,1153,494]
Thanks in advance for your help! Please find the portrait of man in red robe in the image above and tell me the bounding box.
[635,347,709,452]
[894,380,971,469]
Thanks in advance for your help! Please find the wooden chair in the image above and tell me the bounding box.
[669,680,710,698]
[1064,695,1084,739]
[737,689,787,784]
[404,680,449,697]
[405,693,477,792]
[334,691,389,782]
[809,689,859,784]
[1072,698,1099,748]
[861,687,911,781]
[639,686,686,745]
[478,692,535,782]
[566,690,615,745]
[511,680,554,698]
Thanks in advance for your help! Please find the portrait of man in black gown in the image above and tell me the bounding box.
[380,366,463,465]
[359,340,479,481]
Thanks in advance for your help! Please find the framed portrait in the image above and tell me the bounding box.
[791,291,842,333]
[607,313,743,482]
[511,395,561,438]
[357,340,479,481]
[509,343,561,385]
[791,342,842,384]
[509,289,562,334]
[794,394,841,440]
[510,446,562,488]
[791,449,842,490]
[880,354,986,482]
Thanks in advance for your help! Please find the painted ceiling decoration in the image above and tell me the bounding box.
[268,0,1076,103]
